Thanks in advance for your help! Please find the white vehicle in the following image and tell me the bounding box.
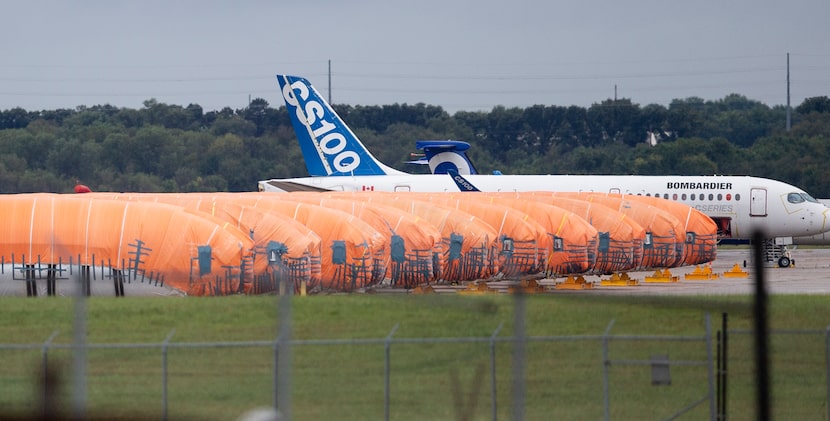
[259,75,830,267]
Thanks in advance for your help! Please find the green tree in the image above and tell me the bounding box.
[211,115,256,136]
[142,99,198,130]
[203,133,246,190]
[586,98,643,147]
[242,98,272,136]
[667,97,706,138]
[790,113,830,138]
[45,137,101,181]
[522,105,568,155]
[796,96,830,114]
[677,153,718,175]
[0,107,32,129]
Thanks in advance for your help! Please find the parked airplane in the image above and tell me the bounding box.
[260,74,830,267]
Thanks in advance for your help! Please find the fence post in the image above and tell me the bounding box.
[71,277,88,420]
[512,292,527,421]
[40,330,59,416]
[490,322,504,421]
[705,313,715,421]
[602,319,616,421]
[751,232,770,421]
[826,325,830,421]
[161,329,176,421]
[384,324,399,421]
[273,275,293,420]
[719,313,729,421]
[273,337,279,412]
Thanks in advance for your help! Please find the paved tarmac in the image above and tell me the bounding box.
[416,247,830,296]
[560,246,830,295]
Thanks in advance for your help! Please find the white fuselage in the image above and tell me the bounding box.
[793,199,830,245]
[259,174,830,241]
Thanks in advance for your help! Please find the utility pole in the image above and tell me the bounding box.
[786,53,791,131]
[328,60,332,105]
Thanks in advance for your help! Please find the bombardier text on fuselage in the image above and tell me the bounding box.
[668,182,733,190]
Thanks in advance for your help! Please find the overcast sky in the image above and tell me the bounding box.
[2,0,828,114]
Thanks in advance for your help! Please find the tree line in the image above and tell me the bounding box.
[1,94,829,196]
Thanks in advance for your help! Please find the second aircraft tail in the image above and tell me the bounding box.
[416,140,478,175]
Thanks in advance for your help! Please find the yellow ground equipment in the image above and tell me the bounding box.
[555,275,594,290]
[600,272,639,286]
[684,265,720,281]
[644,269,679,283]
[721,263,749,278]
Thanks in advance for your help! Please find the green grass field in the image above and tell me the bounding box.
[1,293,829,420]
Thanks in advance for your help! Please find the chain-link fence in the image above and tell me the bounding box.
[5,308,826,420]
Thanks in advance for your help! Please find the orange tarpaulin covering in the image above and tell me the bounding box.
[611,194,717,266]
[271,193,441,287]
[333,192,499,282]
[523,195,645,274]
[418,194,548,276]
[454,193,599,276]
[227,195,387,291]
[0,194,253,296]
[553,192,685,269]
[92,193,324,292]
[188,196,324,291]
[0,189,716,295]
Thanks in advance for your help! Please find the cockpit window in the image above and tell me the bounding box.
[787,193,806,204]
[801,193,820,203]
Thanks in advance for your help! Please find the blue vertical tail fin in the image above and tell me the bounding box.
[276,75,405,176]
